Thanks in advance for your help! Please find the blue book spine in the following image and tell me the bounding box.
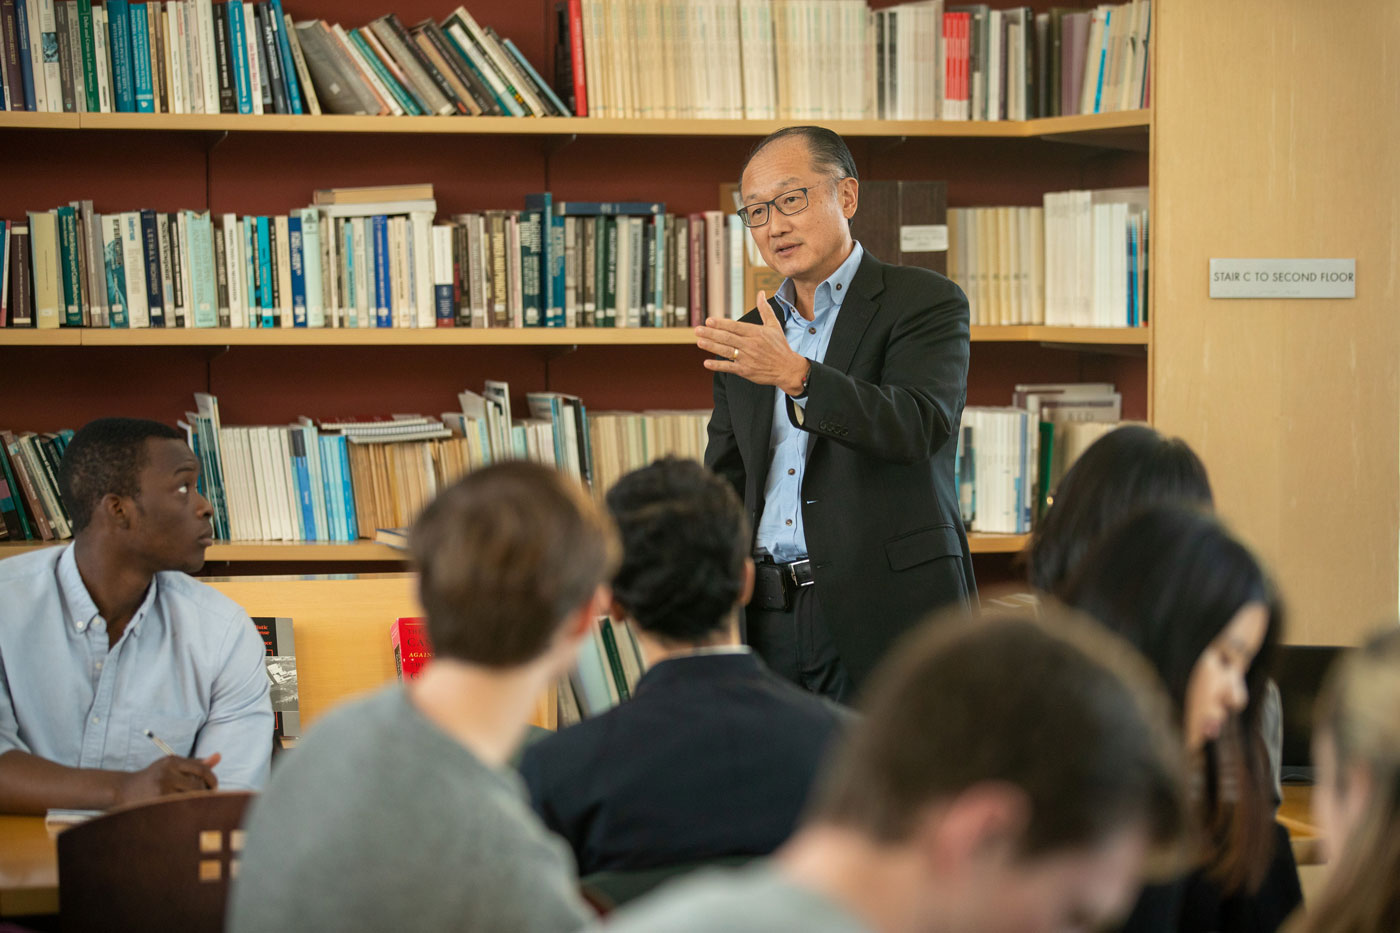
[289,434,314,540]
[549,211,565,327]
[103,219,129,327]
[520,211,542,326]
[348,28,423,116]
[128,2,153,113]
[372,214,390,328]
[226,0,252,114]
[317,435,340,540]
[14,0,37,110]
[1092,9,1110,114]
[266,0,300,114]
[288,214,307,326]
[255,216,273,326]
[138,209,165,326]
[342,220,357,326]
[652,213,666,327]
[106,0,135,112]
[442,26,517,115]
[336,435,357,539]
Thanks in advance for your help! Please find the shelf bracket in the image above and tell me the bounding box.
[545,133,579,157]
[874,135,909,156]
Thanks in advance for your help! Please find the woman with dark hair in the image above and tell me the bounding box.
[1028,424,1214,596]
[1061,505,1302,933]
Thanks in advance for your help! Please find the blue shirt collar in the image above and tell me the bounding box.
[773,241,865,322]
[58,543,159,638]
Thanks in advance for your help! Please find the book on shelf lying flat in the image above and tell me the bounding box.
[2,190,757,329]
[0,0,563,116]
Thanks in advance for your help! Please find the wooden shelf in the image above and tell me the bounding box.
[0,326,1149,348]
[0,533,1027,561]
[0,110,1149,142]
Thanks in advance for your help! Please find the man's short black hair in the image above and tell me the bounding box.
[605,458,750,643]
[58,417,185,534]
[742,125,860,183]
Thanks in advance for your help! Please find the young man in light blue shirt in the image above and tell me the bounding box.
[0,418,272,814]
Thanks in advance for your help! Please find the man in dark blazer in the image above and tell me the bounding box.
[517,458,848,876]
[697,126,974,701]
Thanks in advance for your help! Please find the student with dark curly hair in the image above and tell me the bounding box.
[0,417,272,814]
[519,458,848,877]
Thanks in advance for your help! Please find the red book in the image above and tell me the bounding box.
[567,0,586,117]
[390,616,433,681]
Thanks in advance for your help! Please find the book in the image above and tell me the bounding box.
[390,616,431,681]
[850,180,949,276]
[252,616,300,741]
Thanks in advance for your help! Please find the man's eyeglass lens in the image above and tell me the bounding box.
[738,188,810,227]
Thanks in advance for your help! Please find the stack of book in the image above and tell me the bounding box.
[0,1,565,116]
[556,0,1151,121]
[0,428,75,541]
[171,387,711,545]
[0,185,756,329]
[954,382,1123,533]
[946,185,1148,328]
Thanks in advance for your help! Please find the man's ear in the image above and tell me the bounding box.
[98,492,132,530]
[841,176,859,221]
[915,782,1031,874]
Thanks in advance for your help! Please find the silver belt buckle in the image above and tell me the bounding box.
[789,559,812,587]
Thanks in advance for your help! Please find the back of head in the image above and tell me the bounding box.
[1060,505,1282,891]
[58,417,185,535]
[1300,628,1400,933]
[410,462,619,667]
[1028,425,1213,596]
[814,606,1187,865]
[605,458,749,643]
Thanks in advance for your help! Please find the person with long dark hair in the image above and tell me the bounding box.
[1061,505,1302,932]
[1286,628,1400,933]
[1028,424,1213,597]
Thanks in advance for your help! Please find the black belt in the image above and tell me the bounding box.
[751,557,815,611]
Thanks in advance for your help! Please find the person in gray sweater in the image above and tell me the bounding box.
[228,462,620,933]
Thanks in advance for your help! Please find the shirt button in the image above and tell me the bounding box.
[75,621,85,632]
[808,327,816,335]
[787,468,796,475]
[95,661,103,671]
[92,619,106,633]
[91,716,100,725]
[835,283,842,291]
[785,519,793,526]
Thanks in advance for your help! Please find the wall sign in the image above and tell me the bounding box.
[1209,259,1355,299]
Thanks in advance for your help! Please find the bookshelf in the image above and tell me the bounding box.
[0,110,1150,142]
[0,325,1150,348]
[0,0,1152,590]
[0,533,1032,562]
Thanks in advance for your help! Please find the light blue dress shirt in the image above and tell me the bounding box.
[0,544,273,790]
[755,241,865,562]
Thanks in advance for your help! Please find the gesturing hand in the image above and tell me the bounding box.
[695,290,810,396]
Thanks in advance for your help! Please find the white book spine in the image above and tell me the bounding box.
[38,0,62,111]
[196,0,217,113]
[242,3,262,114]
[119,212,150,327]
[166,2,184,114]
[411,211,434,329]
[92,6,112,111]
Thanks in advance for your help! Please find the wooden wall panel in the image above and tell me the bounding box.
[1153,0,1400,645]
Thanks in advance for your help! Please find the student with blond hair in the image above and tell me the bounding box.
[1287,628,1400,933]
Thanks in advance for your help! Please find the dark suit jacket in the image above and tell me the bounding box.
[704,250,975,685]
[516,652,848,875]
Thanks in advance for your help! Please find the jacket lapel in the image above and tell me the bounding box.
[803,252,885,456]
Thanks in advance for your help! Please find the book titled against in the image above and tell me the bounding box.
[252,615,300,741]
[390,616,431,680]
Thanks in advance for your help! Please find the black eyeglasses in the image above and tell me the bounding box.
[736,187,815,228]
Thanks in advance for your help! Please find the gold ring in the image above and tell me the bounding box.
[733,348,740,361]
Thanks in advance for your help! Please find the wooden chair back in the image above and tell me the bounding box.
[57,791,254,933]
